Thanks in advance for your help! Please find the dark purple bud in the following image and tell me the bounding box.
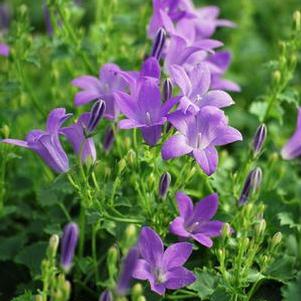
[103,126,115,153]
[60,222,79,271]
[116,247,139,296]
[151,27,166,60]
[239,167,263,205]
[159,172,171,199]
[99,290,113,301]
[87,99,106,133]
[0,4,10,31]
[163,78,173,102]
[252,124,267,155]
[43,5,53,36]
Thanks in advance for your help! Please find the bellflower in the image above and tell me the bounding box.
[1,108,71,173]
[72,63,127,119]
[170,63,234,114]
[281,108,301,160]
[115,77,178,146]
[170,192,224,247]
[0,43,9,57]
[162,106,242,175]
[61,113,96,163]
[132,226,196,295]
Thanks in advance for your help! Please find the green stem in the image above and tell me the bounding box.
[92,224,99,285]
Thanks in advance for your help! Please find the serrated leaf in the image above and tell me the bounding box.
[0,235,27,261]
[278,212,301,230]
[282,272,301,301]
[266,255,295,282]
[11,291,34,301]
[249,101,268,122]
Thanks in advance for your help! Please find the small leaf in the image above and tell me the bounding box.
[282,272,301,301]
[249,101,268,122]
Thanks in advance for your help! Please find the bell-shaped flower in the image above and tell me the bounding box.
[72,63,128,119]
[170,192,224,247]
[170,63,234,114]
[115,77,178,146]
[1,108,71,173]
[61,113,97,163]
[132,226,196,295]
[281,108,301,160]
[162,106,242,175]
[0,43,9,57]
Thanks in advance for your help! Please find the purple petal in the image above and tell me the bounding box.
[1,138,29,148]
[193,147,218,176]
[132,259,152,280]
[74,90,101,106]
[169,64,192,96]
[72,75,101,90]
[46,108,72,133]
[163,242,193,269]
[162,134,193,160]
[150,280,166,295]
[114,92,139,121]
[169,217,190,237]
[192,233,213,248]
[141,57,161,79]
[167,110,195,135]
[165,266,196,289]
[0,43,9,57]
[193,193,219,221]
[138,227,164,266]
[200,90,234,108]
[161,96,180,116]
[211,76,241,92]
[198,220,224,237]
[118,119,145,129]
[141,125,163,146]
[176,192,193,220]
[189,63,211,98]
[207,51,232,72]
[193,39,223,52]
[212,126,243,146]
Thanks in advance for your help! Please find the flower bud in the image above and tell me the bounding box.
[132,283,143,298]
[293,10,301,31]
[48,234,59,257]
[151,27,166,60]
[255,219,266,237]
[252,167,263,193]
[1,124,10,139]
[271,232,282,248]
[221,223,232,239]
[60,222,79,272]
[87,99,106,134]
[137,297,146,301]
[118,159,126,173]
[272,70,281,84]
[127,149,136,165]
[252,124,267,155]
[107,245,118,279]
[163,78,173,102]
[99,290,113,301]
[35,295,43,301]
[158,171,171,200]
[103,126,115,153]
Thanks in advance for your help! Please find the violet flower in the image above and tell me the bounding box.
[116,247,139,296]
[170,63,234,114]
[60,222,79,272]
[61,113,96,163]
[115,77,178,146]
[72,63,128,119]
[132,226,196,295]
[99,290,112,301]
[281,108,301,160]
[162,106,242,175]
[1,108,71,173]
[0,43,9,57]
[170,192,224,247]
[87,99,106,134]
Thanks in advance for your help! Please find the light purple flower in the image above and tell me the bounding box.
[132,226,196,295]
[162,106,242,175]
[1,108,71,173]
[115,77,178,146]
[281,108,301,159]
[170,63,234,114]
[61,113,96,163]
[170,192,224,247]
[72,63,128,119]
[60,222,79,272]
[0,43,9,57]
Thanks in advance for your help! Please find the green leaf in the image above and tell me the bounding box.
[11,291,34,301]
[15,242,48,277]
[0,234,27,261]
[266,255,295,282]
[211,287,232,301]
[278,212,301,230]
[282,272,301,301]
[249,101,268,121]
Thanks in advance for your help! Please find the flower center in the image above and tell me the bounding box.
[194,94,203,106]
[145,112,152,125]
[186,221,200,233]
[154,267,166,284]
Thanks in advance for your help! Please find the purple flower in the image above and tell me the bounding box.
[87,99,106,133]
[61,113,96,163]
[252,124,267,156]
[99,290,112,301]
[151,27,167,60]
[1,108,71,173]
[116,247,139,295]
[170,192,224,247]
[60,222,79,271]
[102,126,115,153]
[132,226,196,295]
[281,108,301,160]
[170,63,234,114]
[115,77,178,146]
[162,106,242,175]
[0,43,9,57]
[163,78,173,102]
[72,63,128,119]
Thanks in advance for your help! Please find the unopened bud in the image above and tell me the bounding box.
[273,70,281,84]
[137,297,146,301]
[107,246,118,273]
[271,232,282,248]
[48,234,59,257]
[103,126,115,153]
[118,159,126,173]
[158,171,171,200]
[86,99,106,134]
[99,290,113,301]
[252,124,267,155]
[151,27,166,60]
[148,173,156,187]
[127,149,136,165]
[255,219,266,237]
[163,78,173,102]
[242,237,250,249]
[132,283,143,298]
[35,295,43,301]
[1,124,10,139]
[293,10,301,31]
[222,223,232,239]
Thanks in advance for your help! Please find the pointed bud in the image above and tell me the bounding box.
[151,27,166,60]
[137,297,146,301]
[238,167,263,205]
[271,232,282,248]
[35,295,43,301]
[163,78,173,102]
[60,222,79,272]
[252,124,267,155]
[99,290,113,301]
[118,159,126,174]
[273,70,281,83]
[293,10,301,31]
[103,126,115,153]
[132,283,143,298]
[221,223,232,239]
[48,234,59,257]
[87,99,106,134]
[127,149,136,165]
[158,172,171,200]
[255,219,266,237]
